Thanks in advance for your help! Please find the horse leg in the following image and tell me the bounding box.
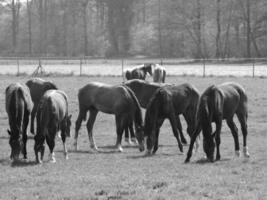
[177,115,187,145]
[30,104,37,134]
[22,111,30,159]
[169,112,183,153]
[115,115,125,152]
[185,122,201,163]
[74,110,86,151]
[61,130,68,160]
[46,130,56,163]
[237,112,249,157]
[124,124,132,145]
[214,118,222,161]
[34,134,45,164]
[226,117,240,157]
[86,109,98,151]
[153,119,164,154]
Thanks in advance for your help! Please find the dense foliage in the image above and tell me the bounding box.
[0,0,266,58]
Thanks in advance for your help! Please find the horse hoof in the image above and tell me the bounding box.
[235,150,241,157]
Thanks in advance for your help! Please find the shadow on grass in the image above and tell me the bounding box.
[0,158,11,166]
[11,160,37,167]
[193,157,231,165]
[67,148,124,154]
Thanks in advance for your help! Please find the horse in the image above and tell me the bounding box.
[138,83,200,155]
[26,78,58,135]
[153,64,166,83]
[125,79,190,144]
[185,82,250,163]
[74,82,145,152]
[5,83,33,161]
[34,89,71,163]
[124,64,153,80]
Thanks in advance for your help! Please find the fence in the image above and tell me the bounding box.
[0,57,267,78]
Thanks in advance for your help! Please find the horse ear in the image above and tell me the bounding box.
[7,129,11,135]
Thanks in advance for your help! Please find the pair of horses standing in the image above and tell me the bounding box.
[74,79,250,163]
[125,63,166,83]
[6,78,71,163]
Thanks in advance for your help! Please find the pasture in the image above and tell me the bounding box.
[0,75,267,200]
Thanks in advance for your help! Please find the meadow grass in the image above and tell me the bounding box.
[0,75,266,200]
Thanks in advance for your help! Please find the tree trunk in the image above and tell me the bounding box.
[246,0,251,58]
[27,0,32,55]
[11,0,20,54]
[215,0,221,58]
[195,0,202,58]
[82,0,89,56]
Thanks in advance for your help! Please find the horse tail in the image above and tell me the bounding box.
[16,87,25,135]
[123,85,143,128]
[77,89,87,121]
[212,86,223,119]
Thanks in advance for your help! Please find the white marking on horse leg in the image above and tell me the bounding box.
[88,134,98,151]
[235,150,241,157]
[144,136,148,151]
[73,138,78,151]
[243,146,250,157]
[57,131,61,139]
[117,145,123,152]
[63,143,68,160]
[48,152,56,163]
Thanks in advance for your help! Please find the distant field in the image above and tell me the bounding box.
[0,76,267,199]
[0,58,267,77]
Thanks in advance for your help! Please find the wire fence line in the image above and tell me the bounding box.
[0,57,267,78]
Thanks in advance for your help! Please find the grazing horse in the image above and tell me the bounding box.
[153,64,166,83]
[139,83,200,155]
[34,90,71,163]
[74,82,144,152]
[5,83,33,161]
[185,82,249,163]
[125,64,153,80]
[125,79,190,144]
[26,78,58,134]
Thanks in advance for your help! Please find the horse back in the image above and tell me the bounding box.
[42,90,68,121]
[6,83,33,116]
[78,82,131,114]
[218,82,247,117]
[26,78,57,104]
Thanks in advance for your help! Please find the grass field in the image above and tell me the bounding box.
[0,75,267,200]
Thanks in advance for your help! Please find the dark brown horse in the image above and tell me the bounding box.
[125,64,153,80]
[74,82,144,152]
[153,64,166,83]
[34,90,71,163]
[125,79,189,144]
[185,82,249,163]
[5,83,33,161]
[139,83,200,155]
[26,78,58,134]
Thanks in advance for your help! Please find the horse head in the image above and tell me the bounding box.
[8,129,22,161]
[203,133,216,162]
[135,126,145,152]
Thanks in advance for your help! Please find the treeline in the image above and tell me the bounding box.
[0,0,266,58]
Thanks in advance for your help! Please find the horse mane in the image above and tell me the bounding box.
[122,85,143,128]
[43,81,58,91]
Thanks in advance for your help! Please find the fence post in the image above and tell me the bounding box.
[203,58,206,77]
[80,58,82,76]
[17,58,20,76]
[122,58,125,83]
[252,58,255,78]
